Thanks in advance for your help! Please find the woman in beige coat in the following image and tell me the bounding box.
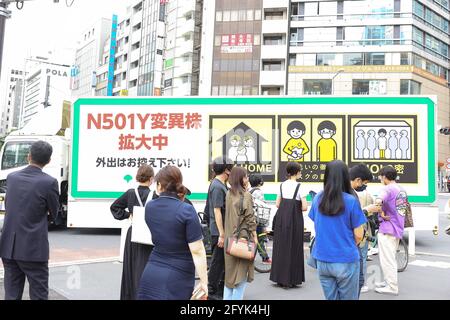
[224,167,258,300]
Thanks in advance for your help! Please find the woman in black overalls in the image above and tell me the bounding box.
[270,162,306,288]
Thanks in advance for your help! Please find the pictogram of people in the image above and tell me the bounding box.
[367,130,377,159]
[388,130,399,159]
[316,120,337,162]
[377,129,388,159]
[283,120,309,162]
[399,130,410,159]
[228,135,241,161]
[236,145,248,162]
[356,130,366,159]
[243,135,256,162]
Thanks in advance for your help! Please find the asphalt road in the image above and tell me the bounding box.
[0,196,449,300]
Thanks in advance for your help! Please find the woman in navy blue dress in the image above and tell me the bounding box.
[138,165,208,300]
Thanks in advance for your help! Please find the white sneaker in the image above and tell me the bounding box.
[360,286,369,293]
[368,248,379,256]
[375,281,387,288]
[375,286,398,295]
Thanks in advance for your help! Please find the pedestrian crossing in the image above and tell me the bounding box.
[409,260,450,269]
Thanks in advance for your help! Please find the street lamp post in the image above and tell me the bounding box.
[331,68,345,96]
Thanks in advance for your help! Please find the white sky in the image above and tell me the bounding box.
[1,0,133,93]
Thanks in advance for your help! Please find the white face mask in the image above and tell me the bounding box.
[322,133,333,139]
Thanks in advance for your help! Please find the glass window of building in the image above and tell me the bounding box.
[412,27,424,45]
[400,52,410,65]
[247,10,254,21]
[255,9,262,20]
[216,11,223,22]
[304,27,336,46]
[352,80,387,95]
[262,87,282,95]
[290,28,303,44]
[289,54,297,66]
[223,10,230,22]
[343,53,363,65]
[254,34,261,45]
[303,80,332,95]
[319,1,337,17]
[305,2,319,21]
[264,35,284,45]
[239,10,247,21]
[230,10,238,21]
[303,54,316,66]
[365,52,385,65]
[317,53,337,66]
[265,10,284,20]
[262,60,283,71]
[400,80,421,94]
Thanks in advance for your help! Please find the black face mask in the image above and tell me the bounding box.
[355,184,367,192]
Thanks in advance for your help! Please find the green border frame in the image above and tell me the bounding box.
[71,96,436,203]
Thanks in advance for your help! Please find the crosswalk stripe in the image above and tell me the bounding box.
[409,260,450,269]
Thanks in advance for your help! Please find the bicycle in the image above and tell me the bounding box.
[367,216,409,272]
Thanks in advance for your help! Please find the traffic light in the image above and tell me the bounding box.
[440,127,450,135]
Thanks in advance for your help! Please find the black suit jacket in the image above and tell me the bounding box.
[0,165,59,262]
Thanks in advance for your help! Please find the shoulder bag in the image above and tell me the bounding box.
[131,188,154,245]
[225,194,257,261]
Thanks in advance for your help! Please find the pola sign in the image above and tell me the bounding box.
[46,68,69,77]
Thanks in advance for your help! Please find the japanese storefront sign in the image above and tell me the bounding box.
[221,33,253,53]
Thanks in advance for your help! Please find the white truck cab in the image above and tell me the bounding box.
[0,102,70,225]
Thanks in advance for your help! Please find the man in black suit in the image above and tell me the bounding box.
[0,140,59,300]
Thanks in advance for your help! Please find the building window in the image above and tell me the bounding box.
[247,10,254,21]
[262,60,284,71]
[365,53,385,65]
[223,10,230,21]
[263,35,284,45]
[254,9,262,20]
[253,34,261,46]
[400,80,421,94]
[343,53,363,65]
[400,52,410,65]
[214,36,221,46]
[352,80,387,95]
[303,80,332,95]
[216,11,222,21]
[317,53,337,66]
[289,54,297,66]
[262,87,282,95]
[264,10,284,20]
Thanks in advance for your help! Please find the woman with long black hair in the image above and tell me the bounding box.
[308,160,367,300]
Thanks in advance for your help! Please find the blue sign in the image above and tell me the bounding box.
[107,14,118,96]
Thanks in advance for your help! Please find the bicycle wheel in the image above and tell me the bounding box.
[396,238,408,272]
[254,234,273,273]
